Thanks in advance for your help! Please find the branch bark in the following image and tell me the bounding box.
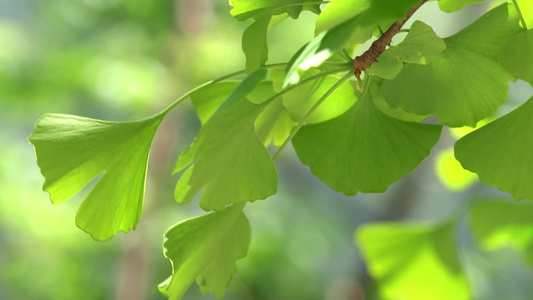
[353,0,427,78]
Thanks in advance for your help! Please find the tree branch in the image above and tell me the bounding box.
[353,0,427,78]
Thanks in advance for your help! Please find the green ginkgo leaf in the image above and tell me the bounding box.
[159,204,251,299]
[382,3,522,127]
[368,20,445,79]
[174,69,278,211]
[356,221,469,300]
[292,79,441,194]
[28,113,164,241]
[470,200,533,264]
[230,0,320,21]
[437,0,486,13]
[254,97,297,146]
[242,16,271,73]
[190,81,241,124]
[455,96,533,200]
[282,71,357,124]
[500,29,533,85]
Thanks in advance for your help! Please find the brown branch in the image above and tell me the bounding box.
[353,0,427,78]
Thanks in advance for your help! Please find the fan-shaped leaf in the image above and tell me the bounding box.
[28,113,164,240]
[174,69,278,211]
[470,200,533,264]
[500,29,533,85]
[455,96,533,200]
[292,79,441,194]
[382,3,522,127]
[356,221,469,300]
[159,204,251,299]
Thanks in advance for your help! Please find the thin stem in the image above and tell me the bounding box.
[273,71,352,160]
[512,0,528,30]
[261,65,353,106]
[340,49,353,63]
[158,63,287,116]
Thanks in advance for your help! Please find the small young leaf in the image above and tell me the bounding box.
[470,200,533,264]
[174,69,278,211]
[382,3,521,127]
[500,29,533,85]
[368,21,445,79]
[159,204,251,299]
[455,96,533,200]
[292,79,441,194]
[393,20,446,65]
[28,113,164,241]
[254,97,297,146]
[356,221,469,300]
[242,16,271,73]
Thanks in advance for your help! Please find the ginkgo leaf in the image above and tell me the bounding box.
[254,97,297,146]
[470,200,533,264]
[500,29,533,85]
[392,20,446,65]
[230,0,320,21]
[282,71,357,124]
[28,113,164,241]
[159,204,251,299]
[315,0,371,34]
[437,0,486,13]
[382,3,522,127]
[368,21,445,79]
[283,0,421,87]
[356,221,470,300]
[190,81,241,124]
[366,48,403,79]
[242,16,271,73]
[174,69,278,211]
[454,96,533,200]
[292,79,441,194]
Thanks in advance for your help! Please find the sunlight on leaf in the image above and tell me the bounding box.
[28,113,164,240]
[283,70,357,124]
[284,0,421,87]
[190,81,241,124]
[292,79,441,194]
[356,221,470,300]
[242,16,271,73]
[455,96,533,200]
[174,69,278,211]
[159,204,251,299]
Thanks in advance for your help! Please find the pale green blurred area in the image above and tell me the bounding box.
[1,0,533,299]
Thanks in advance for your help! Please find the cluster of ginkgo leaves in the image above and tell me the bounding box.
[28,0,533,299]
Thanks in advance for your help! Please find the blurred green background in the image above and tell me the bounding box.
[2,0,533,299]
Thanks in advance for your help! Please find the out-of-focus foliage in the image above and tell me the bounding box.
[5,0,533,299]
